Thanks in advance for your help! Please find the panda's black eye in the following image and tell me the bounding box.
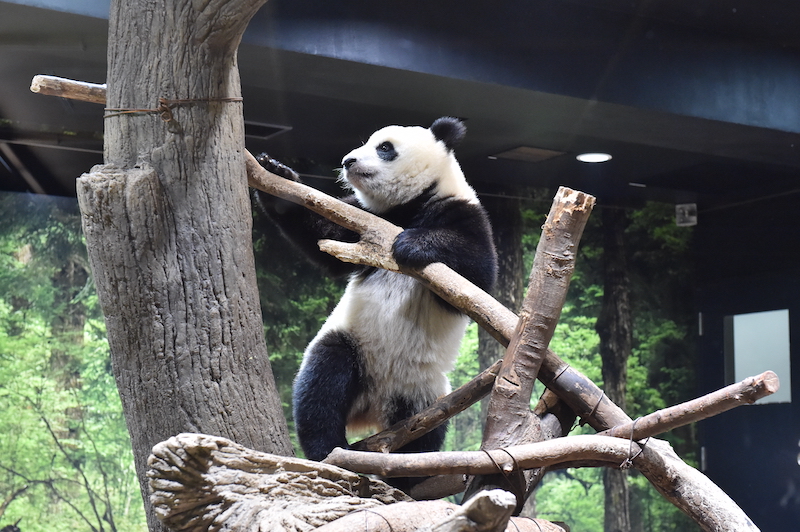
[376,141,397,161]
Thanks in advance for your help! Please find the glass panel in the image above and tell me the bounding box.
[726,309,792,404]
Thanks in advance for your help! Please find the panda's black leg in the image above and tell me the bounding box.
[384,396,448,493]
[292,330,363,462]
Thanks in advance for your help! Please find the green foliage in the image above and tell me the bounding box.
[251,205,346,453]
[0,192,146,532]
[445,322,483,452]
[536,468,604,531]
[629,472,698,530]
[0,188,700,532]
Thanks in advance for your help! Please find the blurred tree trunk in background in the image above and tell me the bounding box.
[49,254,89,439]
[596,206,632,532]
[478,195,525,409]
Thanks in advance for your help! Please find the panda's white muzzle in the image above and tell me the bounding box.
[341,158,376,185]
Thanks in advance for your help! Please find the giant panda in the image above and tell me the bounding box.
[256,117,498,479]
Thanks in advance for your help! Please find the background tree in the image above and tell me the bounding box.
[0,192,146,532]
[596,206,633,532]
[477,195,525,419]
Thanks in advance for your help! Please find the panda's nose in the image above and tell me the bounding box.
[343,157,357,170]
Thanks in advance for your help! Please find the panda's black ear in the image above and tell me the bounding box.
[430,117,466,151]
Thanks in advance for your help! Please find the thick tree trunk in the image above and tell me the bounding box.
[76,1,292,530]
[596,207,632,532]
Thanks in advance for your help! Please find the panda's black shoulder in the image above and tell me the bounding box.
[421,196,491,229]
[388,194,497,292]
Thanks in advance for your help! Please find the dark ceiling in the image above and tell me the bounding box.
[1,0,799,212]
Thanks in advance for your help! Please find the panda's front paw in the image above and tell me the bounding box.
[256,153,300,182]
[392,229,435,269]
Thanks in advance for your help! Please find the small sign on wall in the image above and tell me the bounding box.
[675,203,697,227]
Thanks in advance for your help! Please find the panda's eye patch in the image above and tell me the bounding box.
[376,141,398,162]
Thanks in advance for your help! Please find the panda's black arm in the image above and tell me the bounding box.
[391,200,498,293]
[254,189,363,277]
[252,155,361,277]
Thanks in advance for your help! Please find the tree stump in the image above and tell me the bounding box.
[148,433,409,532]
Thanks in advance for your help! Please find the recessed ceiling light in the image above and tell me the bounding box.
[576,152,612,163]
[491,146,566,163]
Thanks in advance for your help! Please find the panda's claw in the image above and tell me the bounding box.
[255,153,300,182]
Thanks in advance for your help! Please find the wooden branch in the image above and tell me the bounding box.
[484,187,594,446]
[466,187,594,509]
[315,498,566,532]
[331,372,781,478]
[351,360,503,453]
[328,435,758,532]
[433,490,516,532]
[30,75,107,105]
[601,370,779,440]
[327,434,655,477]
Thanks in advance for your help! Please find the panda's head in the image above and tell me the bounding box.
[340,117,478,213]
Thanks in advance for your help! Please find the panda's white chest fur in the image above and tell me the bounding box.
[315,269,467,410]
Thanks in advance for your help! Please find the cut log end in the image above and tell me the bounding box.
[29,75,45,94]
[760,370,780,395]
[555,186,597,211]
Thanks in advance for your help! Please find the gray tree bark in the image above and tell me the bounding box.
[596,207,632,532]
[76,1,292,530]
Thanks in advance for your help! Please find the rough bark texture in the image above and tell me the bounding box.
[147,433,568,532]
[30,75,106,105]
[483,188,594,448]
[77,2,292,530]
[428,490,516,532]
[148,433,408,532]
[315,500,566,532]
[596,207,632,532]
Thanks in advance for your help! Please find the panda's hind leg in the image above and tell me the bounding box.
[384,396,448,493]
[292,330,363,462]
[389,396,448,453]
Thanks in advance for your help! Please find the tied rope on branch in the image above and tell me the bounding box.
[104,96,244,123]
